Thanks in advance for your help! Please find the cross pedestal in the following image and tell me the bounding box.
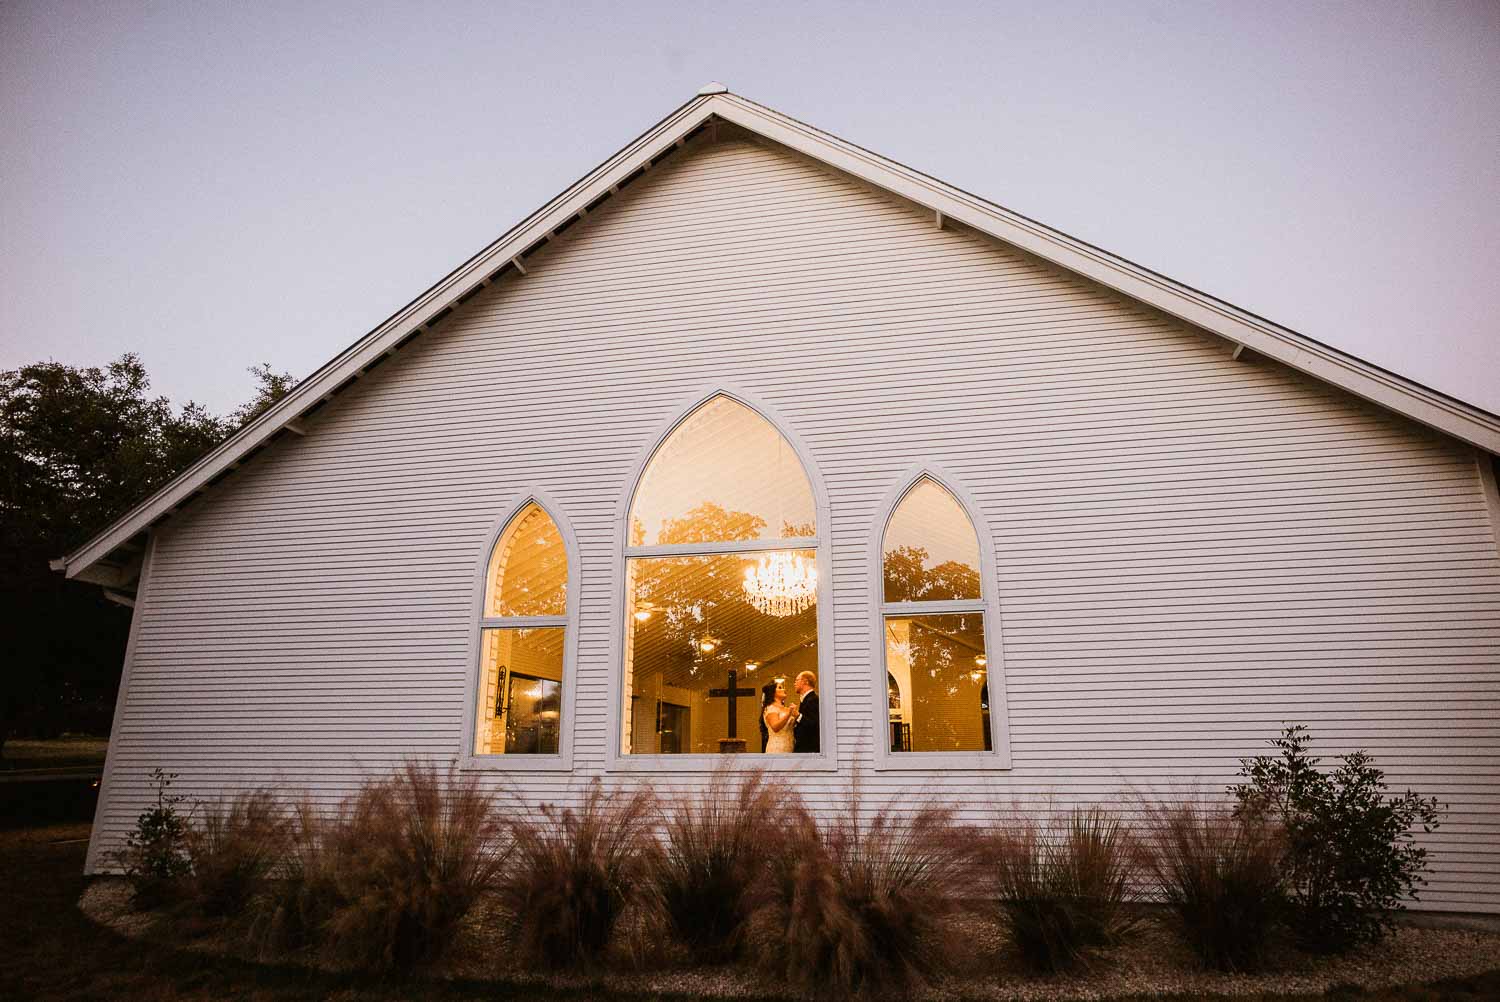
[708,668,755,754]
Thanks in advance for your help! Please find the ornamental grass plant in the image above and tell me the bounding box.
[985,807,1141,974]
[182,788,290,918]
[1136,800,1285,971]
[246,761,508,972]
[744,791,973,997]
[495,780,655,971]
[641,768,782,965]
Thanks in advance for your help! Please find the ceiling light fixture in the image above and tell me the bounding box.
[742,551,817,617]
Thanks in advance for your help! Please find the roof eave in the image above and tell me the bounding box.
[58,89,1500,579]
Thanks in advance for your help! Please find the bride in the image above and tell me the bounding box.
[761,679,796,754]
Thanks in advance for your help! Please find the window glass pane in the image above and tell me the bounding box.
[883,478,981,603]
[625,550,818,754]
[475,627,564,755]
[884,613,990,753]
[630,396,816,546]
[485,503,567,617]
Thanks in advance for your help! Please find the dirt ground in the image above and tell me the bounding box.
[7,820,1500,1002]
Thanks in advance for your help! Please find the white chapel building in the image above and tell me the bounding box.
[59,87,1500,913]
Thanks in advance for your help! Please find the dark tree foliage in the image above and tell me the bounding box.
[0,355,293,752]
[1232,724,1442,953]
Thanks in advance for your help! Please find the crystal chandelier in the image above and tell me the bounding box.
[742,551,817,617]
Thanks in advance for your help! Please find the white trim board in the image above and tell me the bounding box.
[56,89,1500,581]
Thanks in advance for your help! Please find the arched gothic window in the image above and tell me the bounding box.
[622,394,823,756]
[879,476,1001,757]
[473,500,571,758]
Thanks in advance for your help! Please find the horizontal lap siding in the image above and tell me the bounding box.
[90,139,1500,910]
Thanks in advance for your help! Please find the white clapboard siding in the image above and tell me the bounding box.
[89,138,1500,911]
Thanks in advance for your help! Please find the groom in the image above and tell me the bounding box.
[792,671,819,753]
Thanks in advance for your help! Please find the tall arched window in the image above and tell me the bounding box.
[877,475,1005,762]
[622,394,824,757]
[472,500,571,760]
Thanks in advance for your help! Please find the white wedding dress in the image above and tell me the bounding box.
[763,704,795,754]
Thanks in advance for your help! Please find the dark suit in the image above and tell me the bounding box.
[792,690,819,753]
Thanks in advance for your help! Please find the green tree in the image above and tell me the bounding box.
[0,354,294,754]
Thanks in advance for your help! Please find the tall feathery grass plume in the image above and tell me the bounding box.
[495,779,655,971]
[982,806,1142,973]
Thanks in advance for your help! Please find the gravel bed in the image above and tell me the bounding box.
[79,877,1500,1000]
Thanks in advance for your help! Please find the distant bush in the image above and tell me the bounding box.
[985,807,1140,973]
[642,769,781,965]
[1233,724,1442,954]
[744,794,972,997]
[1137,801,1284,971]
[114,767,191,910]
[183,789,290,917]
[246,762,507,971]
[496,780,654,971]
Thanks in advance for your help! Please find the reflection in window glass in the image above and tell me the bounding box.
[475,627,564,755]
[630,396,816,546]
[484,503,567,617]
[625,551,817,753]
[883,614,989,752]
[883,479,981,603]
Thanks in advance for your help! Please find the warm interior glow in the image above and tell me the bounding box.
[742,550,817,617]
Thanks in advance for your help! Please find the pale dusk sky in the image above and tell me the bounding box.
[2,1,1496,415]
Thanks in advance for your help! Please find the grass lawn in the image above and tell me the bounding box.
[2,821,1498,1002]
[1,735,109,771]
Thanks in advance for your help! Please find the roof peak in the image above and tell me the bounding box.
[697,81,728,95]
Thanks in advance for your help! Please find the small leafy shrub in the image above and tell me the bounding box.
[744,794,972,996]
[183,788,290,917]
[496,780,655,971]
[115,767,191,910]
[643,768,780,964]
[1137,801,1284,971]
[1233,724,1442,953]
[985,808,1140,973]
[248,761,508,971]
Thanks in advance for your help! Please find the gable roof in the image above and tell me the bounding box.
[57,85,1500,584]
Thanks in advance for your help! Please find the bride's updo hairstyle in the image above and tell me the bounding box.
[761,680,778,707]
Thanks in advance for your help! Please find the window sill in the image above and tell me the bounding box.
[457,753,575,773]
[607,752,839,774]
[873,752,1012,772]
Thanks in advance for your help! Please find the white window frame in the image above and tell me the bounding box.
[606,386,837,774]
[869,466,1012,771]
[459,489,580,772]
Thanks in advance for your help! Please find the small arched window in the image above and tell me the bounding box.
[472,500,571,759]
[621,394,825,757]
[877,475,1004,762]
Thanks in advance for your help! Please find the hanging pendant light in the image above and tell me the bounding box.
[742,551,817,617]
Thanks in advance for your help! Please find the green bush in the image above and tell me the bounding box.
[183,789,290,917]
[1137,801,1284,971]
[642,769,780,964]
[1232,724,1441,953]
[114,767,191,910]
[495,780,654,971]
[744,796,972,997]
[986,808,1140,973]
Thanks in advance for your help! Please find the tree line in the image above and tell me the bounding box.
[0,354,294,754]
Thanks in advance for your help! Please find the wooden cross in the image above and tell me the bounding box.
[707,668,755,740]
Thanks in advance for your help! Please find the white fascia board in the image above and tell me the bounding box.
[710,94,1500,456]
[60,94,720,579]
[61,90,1500,579]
